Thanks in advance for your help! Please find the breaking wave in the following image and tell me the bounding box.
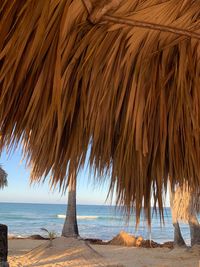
[56,215,122,221]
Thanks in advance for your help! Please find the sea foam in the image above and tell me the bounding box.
[57,214,99,220]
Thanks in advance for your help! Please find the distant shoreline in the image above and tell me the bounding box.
[8,234,174,248]
[0,201,171,208]
[0,201,114,206]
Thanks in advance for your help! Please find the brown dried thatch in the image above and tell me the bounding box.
[109,232,164,248]
[170,182,200,222]
[109,231,136,247]
[0,166,7,189]
[0,0,200,223]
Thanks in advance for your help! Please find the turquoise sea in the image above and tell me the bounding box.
[0,203,193,244]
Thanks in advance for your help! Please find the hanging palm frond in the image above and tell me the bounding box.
[0,0,200,223]
[0,166,7,189]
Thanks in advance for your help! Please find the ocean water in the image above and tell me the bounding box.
[0,202,193,244]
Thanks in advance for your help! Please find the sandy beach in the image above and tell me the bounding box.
[8,237,200,267]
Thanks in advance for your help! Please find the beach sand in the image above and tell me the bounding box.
[8,238,200,267]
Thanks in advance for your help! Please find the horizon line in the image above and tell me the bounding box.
[0,201,170,208]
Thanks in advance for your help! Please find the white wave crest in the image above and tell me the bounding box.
[77,216,99,220]
[57,214,66,218]
[57,215,98,220]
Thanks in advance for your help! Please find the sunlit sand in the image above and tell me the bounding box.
[8,237,200,267]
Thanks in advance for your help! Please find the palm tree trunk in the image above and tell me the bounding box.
[0,224,9,266]
[62,175,79,238]
[170,187,186,247]
[172,222,186,247]
[189,214,200,246]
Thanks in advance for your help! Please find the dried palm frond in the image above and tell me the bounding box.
[0,166,7,189]
[0,0,200,224]
[170,182,200,222]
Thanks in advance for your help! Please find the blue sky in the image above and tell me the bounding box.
[0,147,110,205]
[0,146,170,206]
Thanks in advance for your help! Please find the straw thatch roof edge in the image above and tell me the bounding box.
[0,0,200,223]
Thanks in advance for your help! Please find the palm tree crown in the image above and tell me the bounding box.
[0,166,7,189]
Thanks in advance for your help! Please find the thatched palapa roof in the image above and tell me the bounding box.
[0,0,200,222]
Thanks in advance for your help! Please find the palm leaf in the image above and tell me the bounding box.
[0,166,8,189]
[0,0,200,224]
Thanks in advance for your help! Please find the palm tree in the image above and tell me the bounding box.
[188,193,200,246]
[0,0,200,224]
[0,166,7,189]
[189,214,200,246]
[0,165,8,266]
[62,173,79,238]
[170,187,186,247]
[170,182,200,246]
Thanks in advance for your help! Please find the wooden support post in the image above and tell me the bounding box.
[0,225,9,267]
